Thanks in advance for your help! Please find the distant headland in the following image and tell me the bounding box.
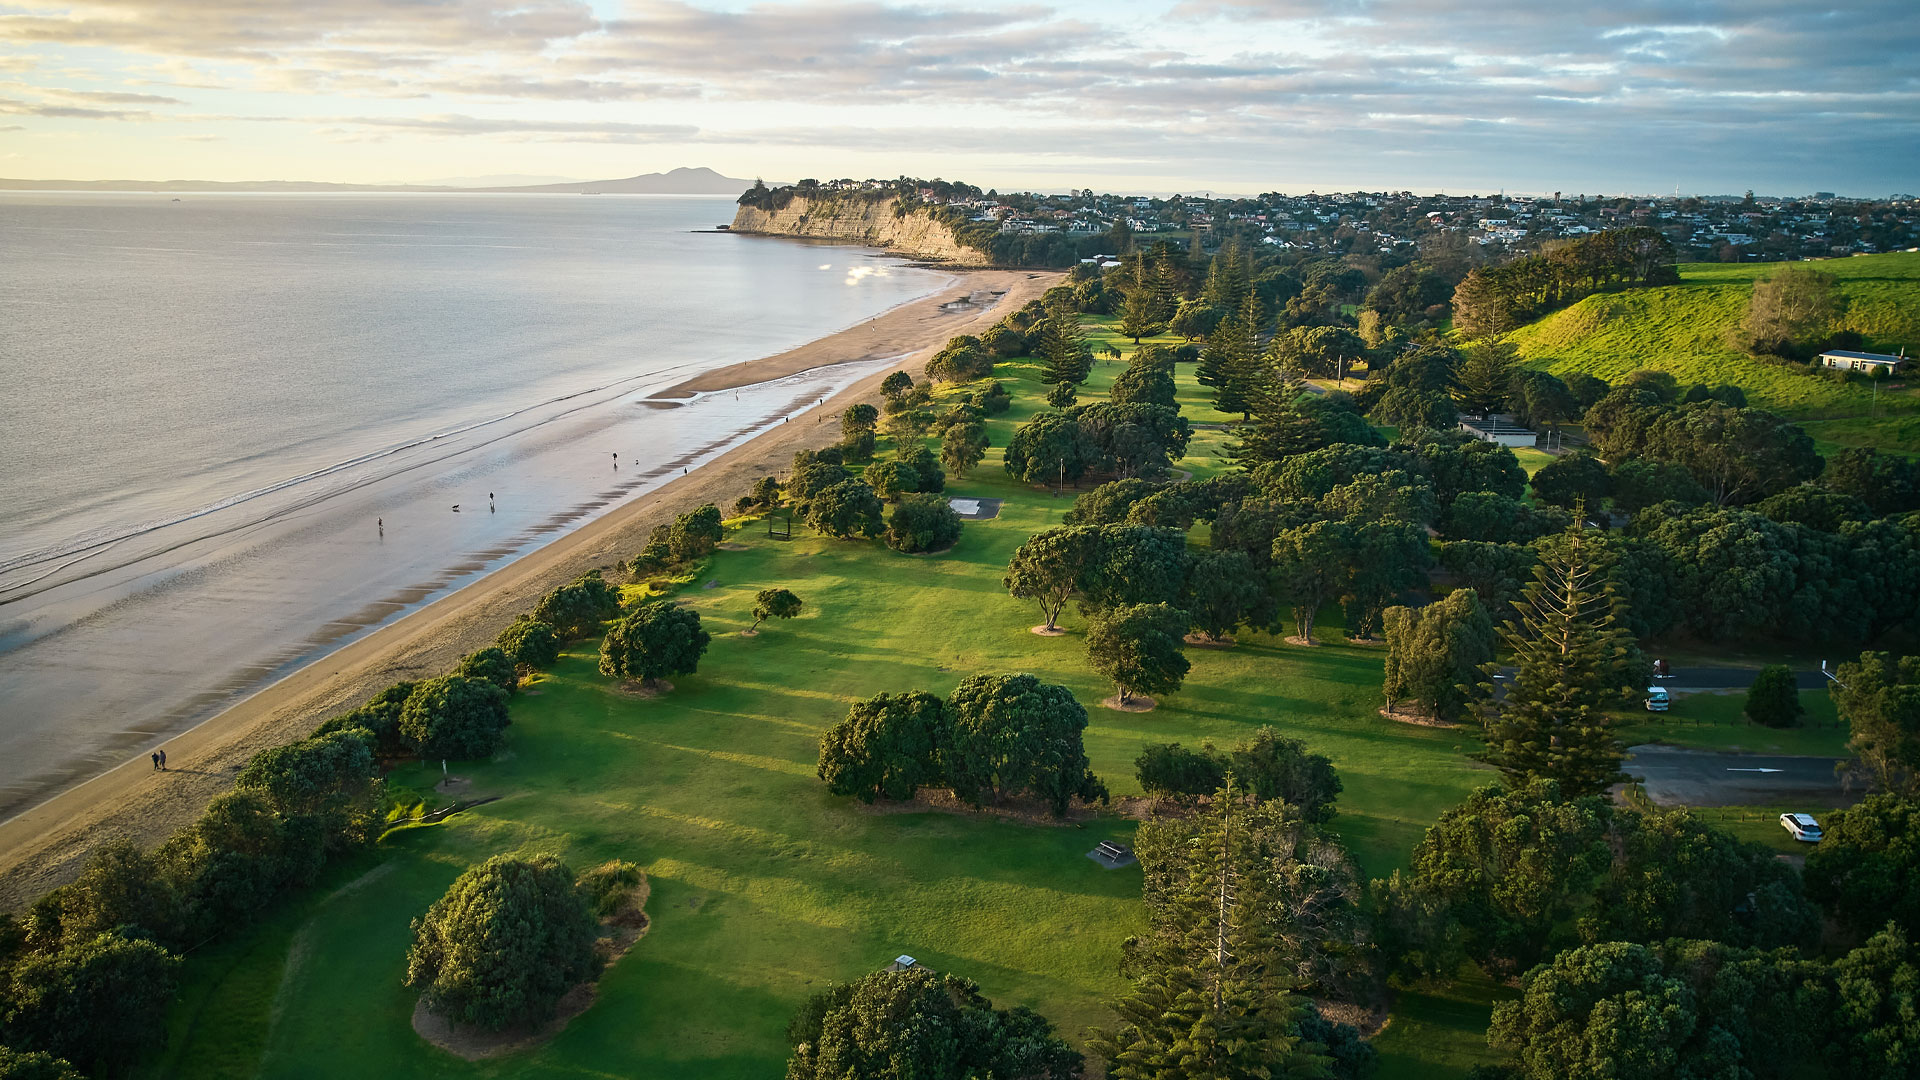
[0,166,760,195]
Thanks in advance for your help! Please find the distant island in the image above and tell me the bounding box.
[0,166,759,195]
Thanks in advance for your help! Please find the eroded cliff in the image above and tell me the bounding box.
[729,196,989,264]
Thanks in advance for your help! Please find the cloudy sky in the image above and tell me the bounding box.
[1,0,1914,195]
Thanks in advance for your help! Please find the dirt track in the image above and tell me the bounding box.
[0,266,1060,910]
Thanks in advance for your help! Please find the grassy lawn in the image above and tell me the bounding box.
[1372,972,1517,1080]
[1620,691,1848,757]
[148,322,1501,1079]
[1503,251,1920,451]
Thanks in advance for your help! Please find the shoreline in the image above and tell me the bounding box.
[0,265,1061,908]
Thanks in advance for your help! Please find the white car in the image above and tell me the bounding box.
[1780,813,1823,843]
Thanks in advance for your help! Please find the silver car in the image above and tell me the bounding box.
[1780,813,1823,842]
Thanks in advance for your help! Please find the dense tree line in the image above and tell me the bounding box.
[817,674,1108,816]
[1451,227,1679,337]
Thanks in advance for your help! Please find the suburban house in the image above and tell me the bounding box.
[1819,349,1907,374]
[1459,415,1538,449]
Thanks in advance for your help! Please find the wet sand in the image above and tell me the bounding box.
[0,266,1060,908]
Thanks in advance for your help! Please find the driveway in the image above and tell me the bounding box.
[1625,744,1860,808]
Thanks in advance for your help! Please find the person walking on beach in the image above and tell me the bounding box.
[159,748,167,770]
[151,752,160,771]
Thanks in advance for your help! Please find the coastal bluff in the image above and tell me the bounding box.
[729,195,988,264]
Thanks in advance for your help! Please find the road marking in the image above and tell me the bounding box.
[1726,768,1783,773]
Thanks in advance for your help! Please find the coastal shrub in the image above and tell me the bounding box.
[397,674,510,761]
[898,445,945,493]
[1804,794,1920,937]
[236,727,377,819]
[405,854,601,1032]
[456,646,519,694]
[750,588,803,631]
[981,323,1025,357]
[788,459,849,505]
[862,460,919,502]
[576,859,644,918]
[929,402,984,435]
[309,680,417,754]
[2,930,179,1077]
[0,1048,84,1080]
[804,480,885,540]
[24,840,182,953]
[1045,381,1077,408]
[598,600,711,687]
[667,504,724,562]
[885,494,962,554]
[159,790,304,933]
[926,336,994,384]
[785,969,1081,1080]
[794,445,843,470]
[496,618,560,673]
[970,381,1012,415]
[733,475,781,515]
[626,525,673,574]
[531,569,623,640]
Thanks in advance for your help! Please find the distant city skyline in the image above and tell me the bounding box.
[2,0,1914,197]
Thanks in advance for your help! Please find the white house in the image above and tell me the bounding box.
[1819,349,1906,374]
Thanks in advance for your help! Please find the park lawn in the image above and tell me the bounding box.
[150,329,1498,1079]
[1620,691,1849,758]
[1372,972,1518,1080]
[1503,251,1920,451]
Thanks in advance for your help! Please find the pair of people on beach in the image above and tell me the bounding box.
[150,748,168,771]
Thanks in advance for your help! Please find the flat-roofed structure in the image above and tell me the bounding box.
[1459,415,1537,448]
[1819,349,1905,374]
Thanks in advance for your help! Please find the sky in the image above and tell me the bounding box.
[0,0,1915,196]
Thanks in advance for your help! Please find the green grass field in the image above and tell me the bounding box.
[145,330,1510,1079]
[1503,251,1920,451]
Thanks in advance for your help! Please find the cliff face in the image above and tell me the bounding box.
[729,196,987,264]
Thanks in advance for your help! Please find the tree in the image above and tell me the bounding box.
[816,691,947,803]
[885,493,962,553]
[667,504,724,562]
[1382,589,1497,721]
[1453,342,1515,418]
[1805,794,1920,937]
[1046,381,1078,408]
[944,674,1105,815]
[1529,452,1610,510]
[840,403,879,442]
[1830,651,1920,795]
[405,854,601,1031]
[236,727,375,818]
[734,475,782,516]
[1180,549,1268,642]
[785,969,1083,1080]
[1110,347,1178,408]
[897,444,946,493]
[456,646,518,694]
[0,1049,83,1080]
[1827,924,1920,1080]
[496,618,560,673]
[1036,315,1093,386]
[1197,311,1257,417]
[1086,603,1190,705]
[599,600,710,687]
[1066,478,1154,526]
[1229,726,1343,823]
[1270,520,1353,643]
[1739,266,1845,358]
[2,931,178,1077]
[1002,412,1090,490]
[1645,402,1823,506]
[1078,524,1188,614]
[1004,527,1100,631]
[398,674,510,760]
[861,459,919,502]
[1135,742,1228,802]
[926,336,994,383]
[1745,664,1804,728]
[1607,458,1708,514]
[750,587,802,631]
[940,421,989,479]
[530,569,622,640]
[1478,521,1642,796]
[1094,795,1330,1078]
[880,370,913,399]
[1118,286,1165,344]
[1340,520,1435,640]
[804,479,885,539]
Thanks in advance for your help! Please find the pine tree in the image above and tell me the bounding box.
[1198,314,1256,417]
[1037,315,1093,385]
[1150,250,1180,322]
[1477,514,1643,796]
[1093,794,1324,1080]
[1118,286,1163,344]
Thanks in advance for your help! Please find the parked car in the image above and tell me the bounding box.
[1644,686,1671,712]
[1780,813,1823,842]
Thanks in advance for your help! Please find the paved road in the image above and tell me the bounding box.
[1625,744,1860,808]
[1659,667,1828,692]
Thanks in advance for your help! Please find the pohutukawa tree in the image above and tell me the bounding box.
[1475,515,1645,796]
[750,588,802,632]
[1085,602,1190,705]
[599,600,712,689]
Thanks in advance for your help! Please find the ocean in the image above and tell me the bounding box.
[0,192,948,819]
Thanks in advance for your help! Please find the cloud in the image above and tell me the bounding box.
[0,94,153,120]
[269,112,699,143]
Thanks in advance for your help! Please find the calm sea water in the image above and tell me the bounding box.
[0,193,947,817]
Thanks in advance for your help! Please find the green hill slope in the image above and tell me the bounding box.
[1504,251,1920,452]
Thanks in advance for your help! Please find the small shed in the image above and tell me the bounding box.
[1459,415,1537,449]
[885,955,921,972]
[1819,349,1905,374]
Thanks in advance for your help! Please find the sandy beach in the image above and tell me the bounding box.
[0,265,1059,909]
